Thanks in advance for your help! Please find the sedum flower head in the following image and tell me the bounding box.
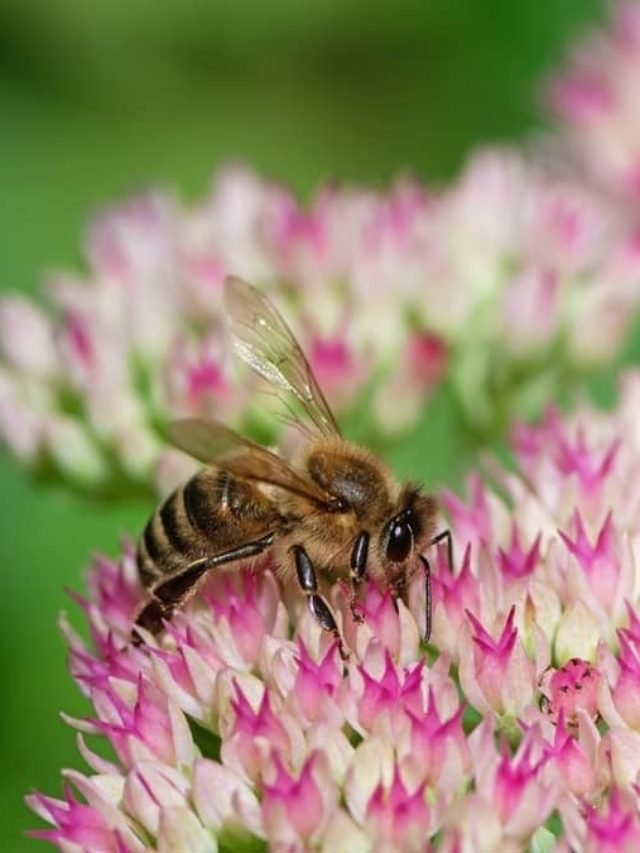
[29,369,640,850]
[2,156,640,495]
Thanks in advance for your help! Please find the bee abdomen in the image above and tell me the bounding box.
[137,488,202,583]
[137,538,161,587]
[136,467,282,591]
[160,490,195,555]
[183,471,222,538]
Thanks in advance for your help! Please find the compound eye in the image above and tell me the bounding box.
[386,519,413,562]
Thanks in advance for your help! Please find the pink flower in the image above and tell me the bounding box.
[66,672,194,770]
[429,543,481,658]
[0,296,58,378]
[559,511,626,620]
[582,788,640,852]
[497,526,542,581]
[307,334,365,411]
[262,752,335,846]
[544,711,600,798]
[441,474,496,548]
[372,330,448,434]
[192,759,262,838]
[599,726,640,790]
[290,639,343,724]
[120,761,191,840]
[610,627,640,729]
[28,774,144,852]
[493,744,551,834]
[539,658,601,727]
[549,0,640,206]
[469,719,557,842]
[459,605,537,716]
[222,683,300,782]
[202,568,284,666]
[163,332,240,420]
[364,765,430,851]
[335,580,420,664]
[355,651,425,733]
[401,687,470,796]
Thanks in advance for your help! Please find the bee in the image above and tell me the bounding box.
[134,276,451,646]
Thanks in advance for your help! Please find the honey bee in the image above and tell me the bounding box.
[134,276,451,646]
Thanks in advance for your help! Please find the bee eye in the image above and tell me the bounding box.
[386,517,413,562]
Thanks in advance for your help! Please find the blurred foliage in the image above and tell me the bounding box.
[0,0,606,847]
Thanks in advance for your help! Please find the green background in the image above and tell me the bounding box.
[0,1,605,846]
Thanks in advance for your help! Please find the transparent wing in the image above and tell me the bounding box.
[224,275,341,439]
[168,418,334,506]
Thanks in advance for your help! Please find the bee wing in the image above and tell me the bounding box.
[168,418,334,506]
[224,275,342,439]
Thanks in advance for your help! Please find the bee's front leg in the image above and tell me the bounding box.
[418,529,452,644]
[428,529,453,571]
[418,555,432,643]
[391,575,408,614]
[292,544,347,659]
[349,531,369,623]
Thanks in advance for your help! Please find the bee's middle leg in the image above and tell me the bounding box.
[292,545,347,657]
[348,531,369,623]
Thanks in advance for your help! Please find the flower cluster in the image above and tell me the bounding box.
[2,154,640,496]
[549,0,640,206]
[405,148,640,431]
[29,370,640,850]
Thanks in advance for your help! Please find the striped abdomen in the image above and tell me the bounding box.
[136,467,282,590]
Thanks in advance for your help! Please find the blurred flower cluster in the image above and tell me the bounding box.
[2,151,640,496]
[29,371,640,851]
[549,0,640,207]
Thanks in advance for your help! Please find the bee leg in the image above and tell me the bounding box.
[413,529,451,644]
[131,557,212,644]
[418,554,432,643]
[132,599,173,645]
[132,533,277,645]
[293,545,347,658]
[348,588,365,624]
[349,531,369,624]
[428,529,453,572]
[391,575,408,614]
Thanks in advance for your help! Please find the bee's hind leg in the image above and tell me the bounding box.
[132,599,173,645]
[131,558,211,645]
[132,533,277,646]
[292,544,348,660]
